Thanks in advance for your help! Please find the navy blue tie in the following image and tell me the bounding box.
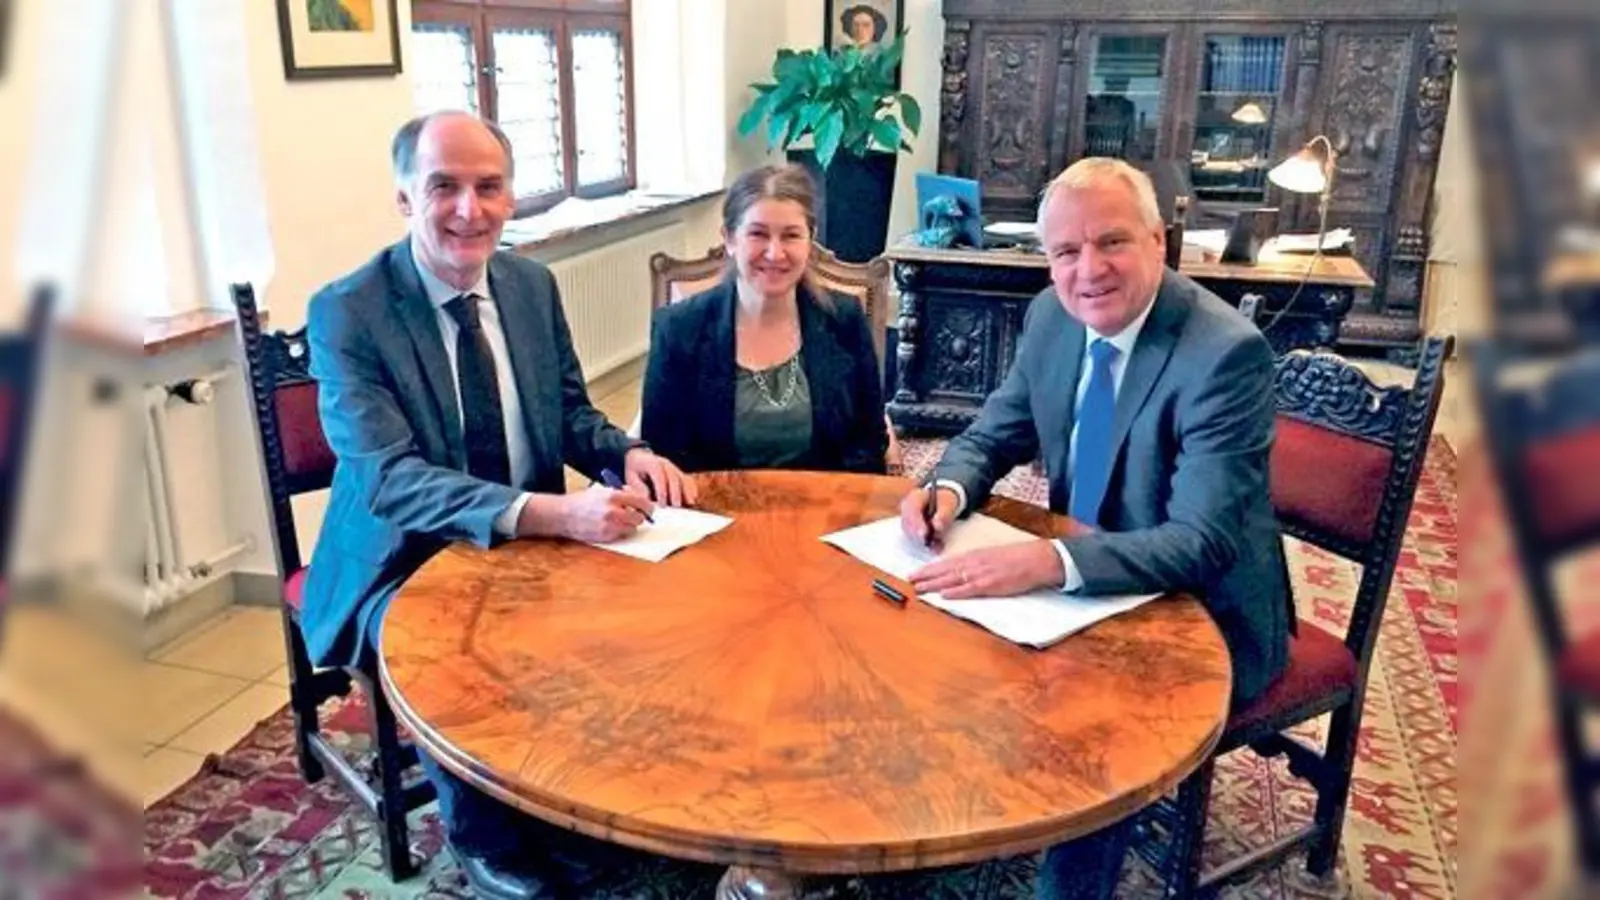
[445,294,512,486]
[1070,339,1120,526]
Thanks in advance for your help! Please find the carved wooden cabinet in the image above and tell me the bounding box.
[885,244,1374,436]
[937,0,1456,356]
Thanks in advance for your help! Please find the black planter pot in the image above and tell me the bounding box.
[787,148,898,263]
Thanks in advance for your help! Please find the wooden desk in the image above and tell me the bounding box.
[380,471,1230,896]
[884,244,1374,436]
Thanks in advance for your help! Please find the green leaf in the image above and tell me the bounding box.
[878,35,906,73]
[768,107,796,148]
[898,93,922,135]
[775,49,808,82]
[736,90,774,137]
[848,89,879,124]
[798,102,827,136]
[814,109,845,169]
[787,105,813,145]
[870,117,902,153]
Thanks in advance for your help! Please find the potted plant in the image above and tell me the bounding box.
[736,37,922,262]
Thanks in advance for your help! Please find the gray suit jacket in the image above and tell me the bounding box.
[302,238,636,668]
[932,270,1290,705]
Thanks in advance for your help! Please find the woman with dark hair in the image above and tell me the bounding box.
[840,4,888,50]
[641,164,888,475]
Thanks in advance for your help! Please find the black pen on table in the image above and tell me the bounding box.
[872,578,906,606]
[599,468,655,523]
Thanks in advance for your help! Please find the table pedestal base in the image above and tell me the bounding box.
[716,865,802,899]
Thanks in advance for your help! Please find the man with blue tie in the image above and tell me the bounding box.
[898,157,1291,899]
[305,111,698,897]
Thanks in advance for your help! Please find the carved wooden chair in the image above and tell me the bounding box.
[644,244,900,466]
[0,286,50,639]
[1165,195,1190,271]
[1473,340,1600,875]
[1137,336,1452,897]
[649,243,893,366]
[233,285,433,881]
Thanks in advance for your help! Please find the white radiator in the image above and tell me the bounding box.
[547,222,686,380]
[125,369,252,616]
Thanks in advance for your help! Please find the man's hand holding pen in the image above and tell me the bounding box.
[899,483,958,551]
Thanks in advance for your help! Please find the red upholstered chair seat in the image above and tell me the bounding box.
[1270,416,1393,548]
[1227,621,1359,735]
[1559,630,1600,703]
[285,566,308,614]
[1524,426,1600,547]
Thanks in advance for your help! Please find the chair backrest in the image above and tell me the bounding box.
[1473,340,1600,661]
[1165,195,1189,270]
[0,285,51,584]
[648,244,893,367]
[649,245,729,311]
[1269,337,1452,662]
[234,284,335,576]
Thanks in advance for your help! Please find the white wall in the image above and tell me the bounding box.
[0,0,42,323]
[244,0,416,330]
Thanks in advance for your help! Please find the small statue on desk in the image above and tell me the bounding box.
[911,194,969,248]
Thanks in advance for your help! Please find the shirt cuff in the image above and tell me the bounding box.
[1052,539,1085,592]
[494,492,533,538]
[932,479,969,517]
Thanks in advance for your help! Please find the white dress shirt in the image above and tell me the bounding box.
[937,293,1157,590]
[413,259,533,535]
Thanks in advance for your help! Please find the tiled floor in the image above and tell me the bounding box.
[0,351,1461,811]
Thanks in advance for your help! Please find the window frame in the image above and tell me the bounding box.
[410,0,636,217]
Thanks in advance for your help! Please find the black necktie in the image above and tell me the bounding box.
[444,294,512,486]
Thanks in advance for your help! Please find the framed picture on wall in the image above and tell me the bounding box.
[275,0,403,80]
[0,0,12,81]
[825,0,905,58]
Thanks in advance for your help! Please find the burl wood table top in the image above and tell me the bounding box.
[380,470,1231,874]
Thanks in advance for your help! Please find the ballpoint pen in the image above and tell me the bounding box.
[599,468,655,523]
[922,483,939,549]
[872,578,907,606]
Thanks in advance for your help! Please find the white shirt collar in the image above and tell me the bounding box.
[413,251,491,310]
[1084,290,1158,357]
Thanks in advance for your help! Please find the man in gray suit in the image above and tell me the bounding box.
[899,158,1290,899]
[306,111,696,897]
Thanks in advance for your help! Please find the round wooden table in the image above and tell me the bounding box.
[380,471,1231,897]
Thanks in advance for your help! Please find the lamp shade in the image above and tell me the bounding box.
[1231,101,1267,125]
[1268,145,1330,195]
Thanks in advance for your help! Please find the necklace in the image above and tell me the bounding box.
[749,355,802,409]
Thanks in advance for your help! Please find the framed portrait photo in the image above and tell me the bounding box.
[275,0,403,80]
[825,0,905,58]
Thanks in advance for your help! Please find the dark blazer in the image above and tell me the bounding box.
[931,270,1290,705]
[640,278,887,474]
[303,238,636,668]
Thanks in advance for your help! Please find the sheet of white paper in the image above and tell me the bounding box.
[821,514,1161,647]
[920,591,1162,648]
[1182,228,1230,253]
[586,507,733,563]
[821,513,1037,581]
[1263,228,1354,254]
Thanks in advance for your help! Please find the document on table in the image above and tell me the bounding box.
[585,507,733,563]
[820,514,1161,648]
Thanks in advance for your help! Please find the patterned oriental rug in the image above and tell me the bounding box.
[0,710,142,897]
[143,439,1458,899]
[1457,443,1600,900]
